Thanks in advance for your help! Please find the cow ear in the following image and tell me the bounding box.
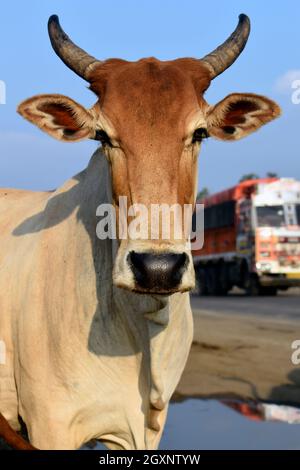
[206,93,281,141]
[18,94,95,142]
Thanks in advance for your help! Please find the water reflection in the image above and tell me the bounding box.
[161,292,300,449]
[160,399,300,450]
[221,399,300,423]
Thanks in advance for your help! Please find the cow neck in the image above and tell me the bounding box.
[82,149,177,426]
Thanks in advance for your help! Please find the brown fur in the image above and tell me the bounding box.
[206,93,280,141]
[18,58,280,219]
[90,59,210,210]
[38,102,81,131]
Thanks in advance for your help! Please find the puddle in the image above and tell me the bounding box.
[89,398,300,450]
[160,399,300,450]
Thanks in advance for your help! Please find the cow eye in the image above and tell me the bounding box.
[95,130,112,147]
[192,127,209,143]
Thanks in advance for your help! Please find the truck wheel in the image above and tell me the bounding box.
[195,267,208,296]
[217,263,230,296]
[245,274,260,296]
[259,286,278,296]
[205,265,229,296]
[206,265,219,296]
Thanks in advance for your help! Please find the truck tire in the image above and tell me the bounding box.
[206,265,229,296]
[206,265,218,295]
[196,264,229,296]
[195,266,208,296]
[217,262,230,296]
[244,273,278,296]
[259,286,278,296]
[245,274,260,296]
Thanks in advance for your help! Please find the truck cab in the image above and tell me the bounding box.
[193,178,300,295]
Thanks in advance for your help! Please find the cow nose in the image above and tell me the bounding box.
[128,251,188,292]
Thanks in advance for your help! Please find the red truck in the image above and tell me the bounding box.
[192,178,300,295]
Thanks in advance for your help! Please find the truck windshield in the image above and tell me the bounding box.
[256,205,285,227]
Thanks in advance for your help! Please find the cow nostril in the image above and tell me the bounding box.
[128,251,188,291]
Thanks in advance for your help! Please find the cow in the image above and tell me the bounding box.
[0,14,280,450]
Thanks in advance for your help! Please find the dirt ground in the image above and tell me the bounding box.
[175,301,300,405]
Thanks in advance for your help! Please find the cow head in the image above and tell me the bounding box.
[18,14,280,295]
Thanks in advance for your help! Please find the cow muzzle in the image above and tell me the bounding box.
[113,241,195,295]
[128,251,188,294]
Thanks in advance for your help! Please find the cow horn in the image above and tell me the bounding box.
[201,14,250,79]
[48,15,101,81]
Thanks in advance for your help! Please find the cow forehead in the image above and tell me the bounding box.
[90,58,211,140]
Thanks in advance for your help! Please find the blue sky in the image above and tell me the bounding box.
[0,0,299,193]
